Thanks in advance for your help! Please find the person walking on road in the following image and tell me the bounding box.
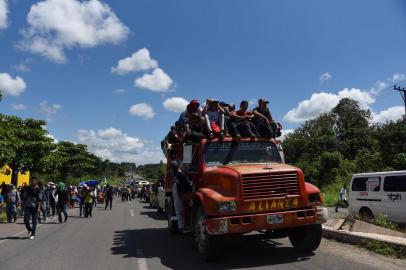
[83,187,93,218]
[78,185,85,217]
[22,180,40,240]
[6,185,20,223]
[37,181,48,223]
[104,184,113,210]
[49,184,58,218]
[335,185,348,212]
[56,182,69,223]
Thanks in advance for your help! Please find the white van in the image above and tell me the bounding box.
[349,170,406,224]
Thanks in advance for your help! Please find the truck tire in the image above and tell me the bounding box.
[288,224,322,252]
[194,206,219,261]
[166,197,178,233]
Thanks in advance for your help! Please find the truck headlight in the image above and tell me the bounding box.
[308,193,321,204]
[218,201,237,212]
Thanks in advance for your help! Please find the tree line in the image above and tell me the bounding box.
[283,98,406,189]
[0,112,137,186]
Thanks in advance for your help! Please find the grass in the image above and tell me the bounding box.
[360,240,406,258]
[321,181,342,207]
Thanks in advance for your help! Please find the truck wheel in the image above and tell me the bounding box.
[166,197,178,233]
[288,224,322,252]
[194,206,219,261]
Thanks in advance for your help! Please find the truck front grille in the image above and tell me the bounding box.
[241,171,300,201]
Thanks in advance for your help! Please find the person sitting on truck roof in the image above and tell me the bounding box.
[219,102,239,138]
[203,99,225,139]
[233,100,257,138]
[253,98,277,138]
[181,100,205,143]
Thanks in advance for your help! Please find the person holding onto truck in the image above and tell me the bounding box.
[203,99,225,139]
[253,98,277,138]
[171,161,193,233]
[234,100,257,138]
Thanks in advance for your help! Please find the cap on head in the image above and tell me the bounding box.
[258,98,269,104]
[189,99,200,106]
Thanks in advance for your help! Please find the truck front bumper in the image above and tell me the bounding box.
[206,207,326,235]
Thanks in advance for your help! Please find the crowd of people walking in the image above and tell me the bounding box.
[0,180,117,240]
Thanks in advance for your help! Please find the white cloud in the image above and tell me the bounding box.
[129,103,155,119]
[46,133,58,143]
[77,127,164,164]
[112,48,158,75]
[284,88,375,123]
[392,73,406,83]
[163,97,188,113]
[284,72,406,123]
[373,106,404,123]
[280,129,294,141]
[134,68,173,92]
[0,73,27,96]
[17,0,129,63]
[0,0,8,30]
[11,104,27,111]
[284,92,340,123]
[12,64,31,72]
[320,72,332,81]
[39,101,61,120]
[337,88,375,108]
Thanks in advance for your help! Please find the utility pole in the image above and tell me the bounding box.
[394,85,406,117]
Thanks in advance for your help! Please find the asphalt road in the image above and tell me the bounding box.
[0,199,405,270]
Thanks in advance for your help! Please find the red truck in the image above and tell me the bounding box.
[164,137,327,260]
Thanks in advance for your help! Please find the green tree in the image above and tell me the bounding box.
[332,98,375,159]
[0,114,54,185]
[44,141,99,182]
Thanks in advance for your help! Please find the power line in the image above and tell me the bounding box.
[393,85,406,114]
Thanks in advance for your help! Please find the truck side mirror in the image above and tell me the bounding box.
[183,144,193,164]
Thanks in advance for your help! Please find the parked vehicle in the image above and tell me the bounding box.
[349,170,406,223]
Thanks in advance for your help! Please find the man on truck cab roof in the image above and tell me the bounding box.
[203,99,225,139]
[253,98,277,138]
[234,100,257,138]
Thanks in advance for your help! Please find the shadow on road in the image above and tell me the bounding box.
[0,236,27,240]
[111,228,313,269]
[139,210,166,221]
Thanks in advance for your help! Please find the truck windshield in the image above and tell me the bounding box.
[204,141,282,166]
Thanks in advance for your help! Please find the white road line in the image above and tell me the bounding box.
[136,249,148,270]
[130,209,135,217]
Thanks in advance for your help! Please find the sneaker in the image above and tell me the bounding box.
[219,132,225,139]
[28,231,32,238]
[29,235,35,240]
[208,132,214,139]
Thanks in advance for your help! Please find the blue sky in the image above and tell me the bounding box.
[0,0,405,164]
